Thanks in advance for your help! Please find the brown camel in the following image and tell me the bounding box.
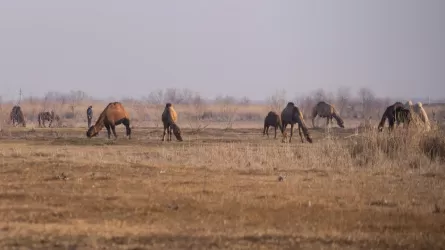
[86,102,131,139]
[378,102,411,132]
[10,106,26,127]
[162,103,183,141]
[263,111,284,139]
[37,111,60,127]
[311,101,345,128]
[281,102,313,143]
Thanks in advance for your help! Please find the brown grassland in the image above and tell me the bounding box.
[1,101,445,249]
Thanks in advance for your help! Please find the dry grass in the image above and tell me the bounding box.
[0,124,445,249]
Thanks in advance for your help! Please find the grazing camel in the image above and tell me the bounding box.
[37,111,60,127]
[311,101,345,128]
[10,106,26,127]
[405,101,431,131]
[378,102,411,132]
[162,103,183,141]
[263,111,283,139]
[281,102,313,143]
[86,102,131,139]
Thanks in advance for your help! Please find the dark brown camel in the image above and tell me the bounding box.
[10,106,26,127]
[281,102,313,143]
[263,111,283,139]
[378,102,412,132]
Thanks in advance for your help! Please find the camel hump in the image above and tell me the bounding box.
[102,102,130,121]
[168,106,178,123]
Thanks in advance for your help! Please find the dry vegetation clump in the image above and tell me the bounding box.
[420,130,445,163]
[345,127,445,168]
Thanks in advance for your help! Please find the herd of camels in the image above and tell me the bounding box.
[8,99,432,143]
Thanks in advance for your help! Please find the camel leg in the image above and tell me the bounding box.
[110,124,118,139]
[168,126,172,141]
[274,126,277,139]
[289,124,294,143]
[263,124,267,136]
[162,123,167,141]
[49,119,53,128]
[266,126,269,138]
[388,117,395,132]
[282,123,288,142]
[123,119,131,139]
[312,116,316,128]
[297,124,303,143]
[104,124,111,139]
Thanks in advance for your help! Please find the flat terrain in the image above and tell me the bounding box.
[0,126,444,249]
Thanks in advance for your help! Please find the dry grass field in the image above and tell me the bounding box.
[1,122,445,249]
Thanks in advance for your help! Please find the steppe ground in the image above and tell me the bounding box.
[0,121,445,250]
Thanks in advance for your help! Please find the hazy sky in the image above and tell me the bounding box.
[1,0,444,101]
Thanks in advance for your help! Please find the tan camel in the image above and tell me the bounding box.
[405,101,431,131]
[162,103,183,141]
[311,101,344,128]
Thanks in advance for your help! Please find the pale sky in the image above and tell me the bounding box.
[1,0,444,101]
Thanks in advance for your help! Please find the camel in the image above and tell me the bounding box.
[378,102,411,132]
[311,101,345,128]
[86,102,131,139]
[281,102,313,143]
[263,111,283,139]
[10,106,26,127]
[404,101,431,131]
[161,103,183,141]
[37,111,60,128]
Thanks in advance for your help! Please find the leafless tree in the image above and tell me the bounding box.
[267,89,287,113]
[313,88,327,103]
[358,87,375,118]
[68,90,88,117]
[336,86,351,116]
[146,89,165,105]
[215,95,239,129]
[187,92,210,132]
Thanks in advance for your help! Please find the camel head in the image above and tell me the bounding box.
[286,102,295,107]
[305,134,313,143]
[337,118,345,128]
[86,126,98,138]
[377,124,384,132]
